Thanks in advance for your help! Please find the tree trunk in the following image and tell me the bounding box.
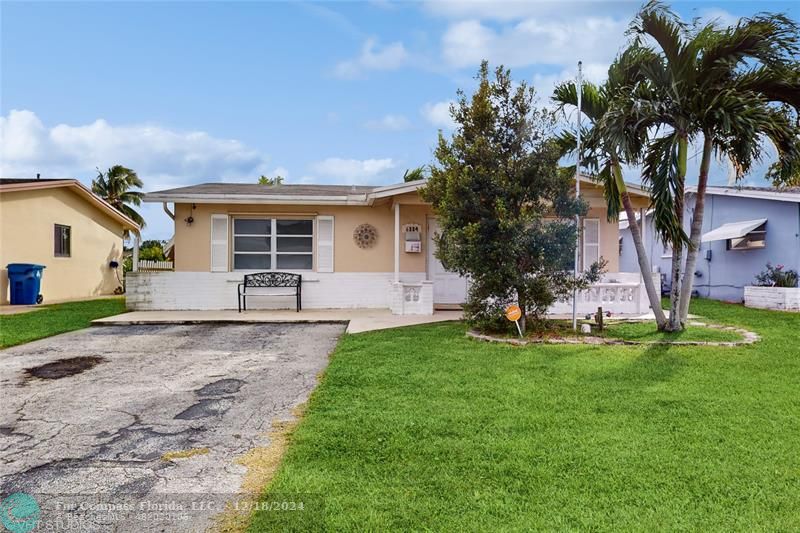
[665,135,688,332]
[678,136,713,321]
[620,190,667,329]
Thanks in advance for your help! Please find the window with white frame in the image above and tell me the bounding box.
[232,218,313,271]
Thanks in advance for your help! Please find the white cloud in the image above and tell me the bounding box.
[269,166,290,179]
[421,100,456,129]
[0,109,274,239]
[364,114,411,131]
[698,8,740,29]
[0,110,270,187]
[533,62,609,106]
[310,157,396,183]
[424,0,636,22]
[441,17,627,70]
[334,38,409,79]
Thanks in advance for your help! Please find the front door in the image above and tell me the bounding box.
[427,218,468,305]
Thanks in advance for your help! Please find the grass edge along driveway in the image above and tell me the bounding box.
[250,299,800,531]
[0,298,126,348]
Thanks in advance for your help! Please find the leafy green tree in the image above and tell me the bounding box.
[402,166,427,182]
[553,47,669,330]
[92,165,145,231]
[424,62,603,333]
[258,175,285,186]
[605,1,800,330]
[139,240,167,261]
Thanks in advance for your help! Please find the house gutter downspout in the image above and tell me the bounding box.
[163,202,175,220]
[394,202,400,283]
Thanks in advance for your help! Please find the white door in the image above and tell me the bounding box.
[427,218,468,305]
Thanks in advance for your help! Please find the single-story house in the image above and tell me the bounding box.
[0,178,140,304]
[128,178,657,315]
[619,185,800,302]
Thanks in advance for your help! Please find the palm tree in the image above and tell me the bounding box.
[553,49,669,329]
[402,166,427,182]
[92,165,145,231]
[605,1,800,330]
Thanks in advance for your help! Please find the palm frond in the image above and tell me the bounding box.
[734,66,800,109]
[599,163,622,222]
[641,132,688,245]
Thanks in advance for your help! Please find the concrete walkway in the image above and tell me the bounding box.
[93,309,463,334]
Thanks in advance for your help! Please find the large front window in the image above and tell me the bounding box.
[233,218,313,271]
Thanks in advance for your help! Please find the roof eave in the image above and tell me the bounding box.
[1,179,140,231]
[688,186,800,203]
[144,193,371,206]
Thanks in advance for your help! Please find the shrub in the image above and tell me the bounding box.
[754,262,799,288]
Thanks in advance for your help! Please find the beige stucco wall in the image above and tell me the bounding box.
[171,184,625,274]
[174,199,432,273]
[0,187,125,304]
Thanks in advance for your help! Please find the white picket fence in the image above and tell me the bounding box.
[137,260,174,271]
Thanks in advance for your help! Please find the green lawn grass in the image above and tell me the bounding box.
[250,299,800,531]
[601,320,743,342]
[0,298,126,348]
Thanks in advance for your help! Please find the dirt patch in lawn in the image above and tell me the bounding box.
[24,356,106,380]
[209,404,306,533]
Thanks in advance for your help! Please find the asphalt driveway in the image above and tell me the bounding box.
[0,322,344,531]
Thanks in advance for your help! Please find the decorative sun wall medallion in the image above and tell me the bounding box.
[353,223,378,249]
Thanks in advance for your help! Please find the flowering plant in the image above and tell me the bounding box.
[754,262,799,288]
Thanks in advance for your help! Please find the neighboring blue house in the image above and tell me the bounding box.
[619,186,800,302]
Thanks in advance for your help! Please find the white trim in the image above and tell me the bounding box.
[210,214,229,272]
[393,203,400,283]
[688,186,800,203]
[369,180,427,201]
[145,193,369,205]
[145,175,652,206]
[316,215,335,273]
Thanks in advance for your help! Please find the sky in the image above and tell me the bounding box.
[2,0,797,240]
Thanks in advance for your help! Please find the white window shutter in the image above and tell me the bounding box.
[582,218,600,269]
[210,214,229,272]
[317,215,334,273]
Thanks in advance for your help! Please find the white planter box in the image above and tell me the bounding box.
[744,286,800,312]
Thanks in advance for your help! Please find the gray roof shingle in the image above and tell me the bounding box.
[147,182,377,196]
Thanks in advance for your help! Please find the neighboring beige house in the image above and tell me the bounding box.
[0,178,140,304]
[129,178,656,315]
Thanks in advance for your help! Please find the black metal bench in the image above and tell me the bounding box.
[238,272,302,312]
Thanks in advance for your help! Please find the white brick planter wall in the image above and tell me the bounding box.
[126,271,425,311]
[744,286,800,312]
[390,281,434,315]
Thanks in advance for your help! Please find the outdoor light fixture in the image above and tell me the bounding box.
[185,203,196,226]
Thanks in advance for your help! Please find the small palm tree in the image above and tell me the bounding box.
[553,48,669,329]
[92,165,145,231]
[403,166,427,182]
[604,1,800,330]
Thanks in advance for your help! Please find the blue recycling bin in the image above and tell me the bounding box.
[6,263,46,305]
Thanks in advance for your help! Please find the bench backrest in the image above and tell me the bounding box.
[243,272,301,287]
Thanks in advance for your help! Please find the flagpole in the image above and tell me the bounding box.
[572,61,583,331]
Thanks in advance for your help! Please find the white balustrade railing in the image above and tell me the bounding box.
[137,260,174,271]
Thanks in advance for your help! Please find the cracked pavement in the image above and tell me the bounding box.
[0,323,344,531]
